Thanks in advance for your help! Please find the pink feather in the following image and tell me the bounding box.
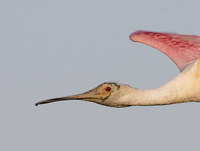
[130,31,200,71]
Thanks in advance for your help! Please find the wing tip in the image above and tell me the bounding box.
[129,30,153,42]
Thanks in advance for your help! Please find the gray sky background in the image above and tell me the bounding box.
[1,0,200,151]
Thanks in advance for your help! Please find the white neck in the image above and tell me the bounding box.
[120,63,200,106]
[130,84,182,106]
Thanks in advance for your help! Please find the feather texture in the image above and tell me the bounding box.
[130,31,200,71]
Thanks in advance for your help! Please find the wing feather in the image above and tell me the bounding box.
[130,31,200,71]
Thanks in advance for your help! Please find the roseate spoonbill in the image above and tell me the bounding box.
[35,31,200,107]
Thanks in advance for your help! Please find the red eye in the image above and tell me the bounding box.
[105,87,111,92]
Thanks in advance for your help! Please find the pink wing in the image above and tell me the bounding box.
[129,31,200,71]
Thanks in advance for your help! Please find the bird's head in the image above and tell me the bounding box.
[35,82,131,107]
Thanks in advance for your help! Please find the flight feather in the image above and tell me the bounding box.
[130,31,200,71]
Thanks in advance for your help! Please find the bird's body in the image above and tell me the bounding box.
[35,31,200,107]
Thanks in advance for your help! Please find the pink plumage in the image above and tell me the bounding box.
[130,31,200,71]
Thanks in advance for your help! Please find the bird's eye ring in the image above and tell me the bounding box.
[105,86,111,92]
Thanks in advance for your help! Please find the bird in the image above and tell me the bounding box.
[35,30,200,107]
